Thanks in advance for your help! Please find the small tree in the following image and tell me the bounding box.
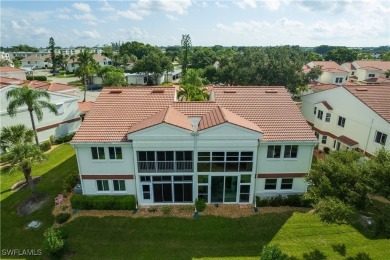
[6,86,58,145]
[75,49,98,102]
[49,37,56,71]
[180,34,192,75]
[0,124,34,153]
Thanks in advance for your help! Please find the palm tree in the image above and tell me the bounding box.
[7,143,46,194]
[6,86,58,145]
[75,49,97,102]
[177,69,209,101]
[180,69,203,87]
[0,124,34,153]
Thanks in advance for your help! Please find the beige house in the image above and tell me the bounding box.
[305,61,349,85]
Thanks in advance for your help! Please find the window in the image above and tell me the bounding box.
[142,184,150,199]
[338,116,346,127]
[322,135,327,144]
[197,151,253,172]
[97,180,109,191]
[267,145,281,158]
[315,132,319,139]
[91,147,105,160]
[351,71,355,75]
[284,145,298,158]
[317,110,323,120]
[368,73,375,78]
[281,179,293,190]
[375,131,387,145]
[264,179,277,190]
[335,77,343,83]
[137,151,193,173]
[113,180,125,191]
[109,147,122,160]
[175,151,193,171]
[325,113,331,122]
[314,107,317,115]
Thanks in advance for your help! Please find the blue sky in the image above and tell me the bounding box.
[1,0,389,48]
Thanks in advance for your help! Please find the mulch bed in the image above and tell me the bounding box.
[18,193,49,216]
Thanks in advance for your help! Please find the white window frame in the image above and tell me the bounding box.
[264,179,277,190]
[109,147,123,160]
[338,116,346,128]
[335,77,343,83]
[280,178,294,190]
[317,110,323,120]
[91,147,105,160]
[368,73,375,78]
[266,145,282,159]
[325,113,331,122]
[283,145,298,159]
[96,180,110,192]
[322,135,327,144]
[374,131,387,145]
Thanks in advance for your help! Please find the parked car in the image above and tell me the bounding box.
[87,84,102,91]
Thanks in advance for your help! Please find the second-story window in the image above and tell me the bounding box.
[338,116,346,127]
[109,147,122,160]
[325,113,331,122]
[137,151,193,173]
[267,145,281,159]
[284,145,298,158]
[197,151,253,172]
[375,131,387,145]
[314,107,317,115]
[91,147,105,160]
[368,73,375,78]
[322,135,327,144]
[317,110,323,120]
[335,77,343,83]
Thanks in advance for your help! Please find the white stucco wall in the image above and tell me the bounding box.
[317,72,348,85]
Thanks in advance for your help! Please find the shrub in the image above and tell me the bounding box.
[0,153,10,163]
[39,140,52,152]
[256,195,313,208]
[161,206,171,215]
[62,171,79,192]
[55,213,71,224]
[195,199,206,212]
[314,197,353,224]
[27,75,47,81]
[260,244,288,260]
[70,194,136,210]
[54,133,75,144]
[43,227,66,259]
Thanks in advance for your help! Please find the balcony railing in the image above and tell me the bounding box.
[138,161,193,173]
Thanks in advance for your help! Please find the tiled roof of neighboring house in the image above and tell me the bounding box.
[93,54,110,62]
[0,76,26,88]
[361,77,390,84]
[345,85,390,123]
[0,66,26,73]
[72,86,317,143]
[78,102,94,114]
[128,106,193,134]
[27,81,77,93]
[354,60,390,71]
[21,55,45,62]
[198,106,262,133]
[341,62,356,71]
[337,135,359,146]
[309,61,348,73]
[309,82,338,93]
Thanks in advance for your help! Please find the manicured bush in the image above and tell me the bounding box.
[70,195,136,210]
[195,199,206,212]
[54,133,75,144]
[260,244,288,260]
[62,171,79,192]
[27,75,47,81]
[43,227,66,259]
[256,195,313,208]
[55,213,71,224]
[39,140,52,152]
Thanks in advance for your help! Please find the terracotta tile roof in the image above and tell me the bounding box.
[93,54,110,62]
[309,82,338,93]
[198,106,262,133]
[72,86,317,143]
[0,76,26,88]
[310,61,348,73]
[354,60,390,71]
[27,80,77,93]
[321,101,333,110]
[78,102,94,114]
[341,62,356,70]
[21,55,45,62]
[128,106,193,134]
[344,85,390,123]
[0,66,26,73]
[337,135,359,146]
[362,77,390,84]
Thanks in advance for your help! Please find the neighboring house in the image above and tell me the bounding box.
[27,80,78,96]
[341,62,358,82]
[349,60,390,84]
[125,73,165,85]
[21,55,48,69]
[0,77,26,88]
[71,86,317,205]
[305,61,349,85]
[0,67,27,80]
[301,85,390,156]
[78,101,94,121]
[0,85,81,142]
[67,54,112,73]
[163,69,181,83]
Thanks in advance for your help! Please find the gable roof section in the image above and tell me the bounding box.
[198,106,262,133]
[354,60,390,71]
[310,61,348,73]
[0,66,26,73]
[318,101,333,110]
[0,76,26,88]
[128,106,192,134]
[21,55,45,62]
[72,86,317,143]
[344,85,390,123]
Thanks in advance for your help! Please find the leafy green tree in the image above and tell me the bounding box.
[305,51,323,62]
[0,124,34,153]
[75,49,98,102]
[180,34,192,75]
[103,70,127,87]
[313,45,336,56]
[49,37,57,71]
[0,59,11,67]
[382,51,390,61]
[10,44,39,52]
[324,47,358,64]
[7,143,46,194]
[180,68,204,86]
[119,41,153,60]
[6,86,58,145]
[357,53,374,60]
[190,47,216,69]
[306,150,372,223]
[367,148,390,200]
[101,44,114,61]
[12,58,22,68]
[177,69,209,101]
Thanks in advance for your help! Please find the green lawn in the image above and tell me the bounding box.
[1,144,389,259]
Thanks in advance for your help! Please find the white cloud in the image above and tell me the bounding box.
[215,2,228,9]
[73,29,101,39]
[264,0,281,11]
[32,27,50,36]
[11,21,22,30]
[117,10,143,20]
[125,0,192,20]
[100,0,115,12]
[58,14,71,20]
[277,17,303,28]
[166,14,178,21]
[73,13,98,23]
[72,2,91,12]
[233,0,257,9]
[156,0,192,15]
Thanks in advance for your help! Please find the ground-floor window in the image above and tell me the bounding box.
[97,180,109,191]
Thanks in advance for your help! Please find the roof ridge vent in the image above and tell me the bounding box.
[109,90,122,94]
[265,90,278,93]
[151,89,165,93]
[355,88,368,91]
[223,90,236,93]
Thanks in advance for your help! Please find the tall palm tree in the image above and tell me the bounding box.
[75,49,97,102]
[0,124,34,153]
[6,86,58,145]
[177,84,209,101]
[7,143,46,194]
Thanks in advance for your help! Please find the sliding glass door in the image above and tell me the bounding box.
[210,176,238,203]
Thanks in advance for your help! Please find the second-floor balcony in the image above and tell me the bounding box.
[138,161,193,173]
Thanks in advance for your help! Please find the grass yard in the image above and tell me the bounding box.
[1,144,389,259]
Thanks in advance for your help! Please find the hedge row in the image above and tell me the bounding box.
[70,194,136,210]
[256,194,313,208]
[26,75,47,81]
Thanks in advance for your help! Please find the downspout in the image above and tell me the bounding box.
[191,131,199,216]
[253,140,260,212]
[363,119,374,157]
[130,141,138,213]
